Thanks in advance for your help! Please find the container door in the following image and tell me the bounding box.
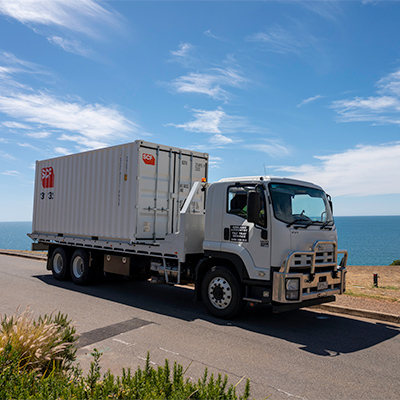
[136,146,173,240]
[173,153,207,232]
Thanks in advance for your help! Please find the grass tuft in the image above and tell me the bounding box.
[0,306,77,376]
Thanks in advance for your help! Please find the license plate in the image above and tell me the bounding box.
[317,281,329,291]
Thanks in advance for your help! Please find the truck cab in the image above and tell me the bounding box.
[197,176,347,318]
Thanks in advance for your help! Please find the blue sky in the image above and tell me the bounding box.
[0,0,400,221]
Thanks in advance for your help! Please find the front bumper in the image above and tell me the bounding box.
[272,241,347,304]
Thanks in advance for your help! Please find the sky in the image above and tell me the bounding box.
[0,0,400,221]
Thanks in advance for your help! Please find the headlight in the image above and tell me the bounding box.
[286,278,300,291]
[285,278,300,301]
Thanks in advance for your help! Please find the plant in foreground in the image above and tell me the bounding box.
[0,308,251,399]
[0,306,77,376]
[0,349,251,399]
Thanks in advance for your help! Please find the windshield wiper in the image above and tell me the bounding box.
[287,220,319,229]
[294,220,320,229]
[320,220,334,230]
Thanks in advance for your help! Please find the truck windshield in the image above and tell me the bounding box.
[269,183,332,225]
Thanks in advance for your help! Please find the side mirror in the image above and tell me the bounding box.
[327,194,333,214]
[247,191,261,224]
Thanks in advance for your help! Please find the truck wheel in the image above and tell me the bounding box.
[70,249,92,285]
[201,266,245,319]
[51,247,69,281]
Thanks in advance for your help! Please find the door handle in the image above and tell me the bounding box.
[224,227,230,240]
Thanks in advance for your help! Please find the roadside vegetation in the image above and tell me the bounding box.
[0,307,250,400]
[345,265,400,303]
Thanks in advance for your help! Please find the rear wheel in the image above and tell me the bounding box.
[70,249,93,285]
[51,247,69,281]
[201,266,245,319]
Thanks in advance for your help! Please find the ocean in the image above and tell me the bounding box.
[0,217,399,266]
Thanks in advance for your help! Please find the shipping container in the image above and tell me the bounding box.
[32,140,208,245]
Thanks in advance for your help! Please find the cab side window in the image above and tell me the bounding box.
[227,187,249,218]
[254,185,267,228]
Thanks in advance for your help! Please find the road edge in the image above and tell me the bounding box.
[309,304,400,324]
[2,249,399,324]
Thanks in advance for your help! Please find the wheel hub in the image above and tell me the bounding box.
[53,253,63,274]
[208,277,232,309]
[72,256,84,278]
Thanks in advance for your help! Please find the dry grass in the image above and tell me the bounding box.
[345,265,400,303]
[0,307,77,375]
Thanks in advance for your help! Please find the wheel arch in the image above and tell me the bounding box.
[194,251,248,302]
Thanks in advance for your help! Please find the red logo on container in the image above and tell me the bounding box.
[142,153,155,165]
[41,167,54,188]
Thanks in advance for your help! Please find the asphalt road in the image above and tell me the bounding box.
[1,254,399,400]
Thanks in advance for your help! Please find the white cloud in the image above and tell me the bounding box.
[0,51,48,89]
[245,141,290,158]
[247,23,323,63]
[2,121,33,129]
[0,92,139,149]
[332,68,400,125]
[209,134,233,145]
[58,133,108,150]
[169,108,226,134]
[47,36,92,57]
[172,72,228,99]
[170,43,193,58]
[248,28,305,56]
[25,131,52,139]
[170,65,247,100]
[2,170,20,176]
[299,2,341,21]
[54,147,71,155]
[209,156,223,169]
[377,69,400,96]
[273,143,400,197]
[18,142,39,150]
[167,107,250,138]
[297,95,324,108]
[204,29,224,41]
[0,0,121,38]
[0,150,15,160]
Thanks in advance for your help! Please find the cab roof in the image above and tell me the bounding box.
[217,176,324,191]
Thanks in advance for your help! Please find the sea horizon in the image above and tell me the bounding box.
[1,216,399,266]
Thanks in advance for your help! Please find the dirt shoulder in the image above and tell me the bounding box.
[333,265,400,316]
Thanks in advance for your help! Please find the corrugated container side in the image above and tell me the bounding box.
[33,143,137,240]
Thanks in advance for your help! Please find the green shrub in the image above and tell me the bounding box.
[0,349,251,399]
[390,259,400,266]
[0,309,251,399]
[0,307,77,376]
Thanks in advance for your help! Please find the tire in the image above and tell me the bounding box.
[51,247,69,281]
[70,249,93,285]
[201,266,245,319]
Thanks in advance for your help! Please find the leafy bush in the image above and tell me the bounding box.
[0,309,251,399]
[0,349,250,399]
[0,307,77,376]
[390,259,400,266]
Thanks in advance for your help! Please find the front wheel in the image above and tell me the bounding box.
[201,266,245,319]
[70,249,93,285]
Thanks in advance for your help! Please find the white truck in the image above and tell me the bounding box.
[29,140,347,318]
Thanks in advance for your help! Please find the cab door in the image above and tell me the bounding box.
[221,184,271,279]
